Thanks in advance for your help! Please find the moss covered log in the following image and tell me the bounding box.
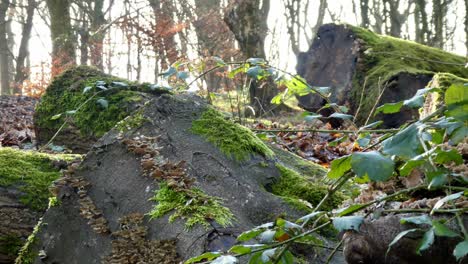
[297,24,468,126]
[0,148,79,263]
[34,66,169,152]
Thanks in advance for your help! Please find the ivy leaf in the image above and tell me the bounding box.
[111,81,128,87]
[212,255,238,264]
[375,101,404,115]
[453,240,468,261]
[329,113,354,120]
[431,192,463,214]
[400,215,432,225]
[432,220,459,238]
[96,98,109,109]
[387,229,420,255]
[177,71,189,80]
[351,151,395,182]
[382,123,423,159]
[246,58,266,65]
[417,229,434,255]
[332,216,364,232]
[50,113,62,120]
[445,84,468,121]
[228,245,252,255]
[83,86,92,94]
[327,155,352,179]
[184,252,222,264]
[161,67,177,78]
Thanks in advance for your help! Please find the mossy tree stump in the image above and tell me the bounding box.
[297,24,468,127]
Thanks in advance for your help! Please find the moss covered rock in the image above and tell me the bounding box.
[297,24,468,127]
[34,66,165,153]
[0,148,79,263]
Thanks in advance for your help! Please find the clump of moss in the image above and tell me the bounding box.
[115,111,148,132]
[272,163,345,212]
[148,181,234,229]
[34,66,148,139]
[349,25,468,123]
[0,148,79,211]
[191,108,274,161]
[0,235,23,260]
[15,221,41,264]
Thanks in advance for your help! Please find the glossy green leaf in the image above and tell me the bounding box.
[382,123,423,159]
[327,155,351,179]
[261,249,276,262]
[246,66,263,79]
[212,255,238,264]
[184,252,222,264]
[400,215,432,225]
[337,204,368,217]
[387,229,420,255]
[399,159,426,176]
[351,151,395,182]
[96,98,109,109]
[271,94,283,104]
[332,216,364,232]
[258,230,276,243]
[417,229,434,255]
[329,113,354,120]
[228,66,245,78]
[433,148,463,165]
[297,212,323,224]
[375,101,404,115]
[453,240,468,261]
[229,245,252,255]
[431,192,463,214]
[213,56,226,66]
[432,220,459,238]
[445,84,468,121]
[427,169,448,189]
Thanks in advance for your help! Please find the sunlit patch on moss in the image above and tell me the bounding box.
[191,108,274,161]
[272,163,345,212]
[348,25,468,123]
[0,148,80,211]
[148,181,234,229]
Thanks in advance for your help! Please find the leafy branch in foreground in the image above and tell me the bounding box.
[180,58,467,264]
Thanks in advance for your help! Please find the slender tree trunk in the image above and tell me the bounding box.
[312,0,327,35]
[465,0,468,57]
[360,0,370,28]
[414,0,429,44]
[0,0,10,95]
[46,0,76,76]
[90,0,105,70]
[14,0,35,94]
[431,0,445,48]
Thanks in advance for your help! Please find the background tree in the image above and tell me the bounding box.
[0,0,10,95]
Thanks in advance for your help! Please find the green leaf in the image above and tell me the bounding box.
[83,86,92,93]
[96,98,109,109]
[400,215,432,225]
[328,136,348,147]
[336,204,368,217]
[327,155,352,179]
[387,229,420,255]
[332,216,364,232]
[315,86,331,95]
[246,66,263,79]
[271,94,283,104]
[184,252,222,264]
[297,212,323,223]
[431,192,463,214]
[284,76,311,96]
[329,113,354,120]
[432,220,459,238]
[445,84,468,121]
[111,81,128,87]
[453,240,468,261]
[399,159,426,176]
[246,58,266,65]
[417,229,434,255]
[304,115,322,122]
[50,113,62,120]
[375,101,404,115]
[237,228,266,242]
[382,123,423,159]
[450,125,468,144]
[177,71,189,80]
[96,85,107,90]
[258,230,276,243]
[351,151,395,182]
[276,219,302,233]
[228,66,245,78]
[361,121,383,129]
[161,67,177,78]
[261,249,276,262]
[229,245,252,255]
[427,169,448,189]
[280,250,294,264]
[212,56,226,66]
[357,133,371,147]
[433,148,463,165]
[212,255,238,264]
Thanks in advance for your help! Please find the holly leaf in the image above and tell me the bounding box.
[351,151,395,182]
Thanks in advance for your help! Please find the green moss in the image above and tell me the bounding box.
[430,72,468,89]
[35,66,148,138]
[0,235,23,259]
[148,181,234,229]
[269,144,326,179]
[0,148,80,211]
[15,221,41,264]
[349,25,468,123]
[115,111,148,132]
[272,163,345,212]
[191,108,274,161]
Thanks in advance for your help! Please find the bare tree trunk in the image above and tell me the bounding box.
[14,0,35,95]
[360,0,370,28]
[90,0,105,70]
[414,0,429,44]
[0,0,10,95]
[46,0,76,76]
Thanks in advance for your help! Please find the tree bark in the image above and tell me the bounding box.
[0,0,9,95]
[360,0,370,28]
[46,0,76,76]
[14,0,35,95]
[90,0,105,70]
